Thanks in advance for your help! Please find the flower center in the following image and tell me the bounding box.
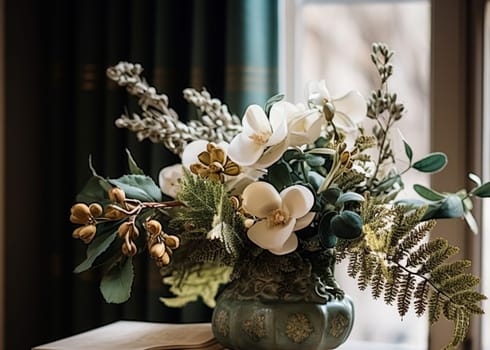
[249,132,271,145]
[268,208,290,226]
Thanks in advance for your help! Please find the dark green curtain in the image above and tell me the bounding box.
[4,0,278,348]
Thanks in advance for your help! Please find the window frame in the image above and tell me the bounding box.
[280,1,487,349]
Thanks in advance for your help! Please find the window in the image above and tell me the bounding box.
[280,0,487,349]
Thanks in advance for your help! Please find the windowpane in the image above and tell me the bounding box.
[300,1,430,347]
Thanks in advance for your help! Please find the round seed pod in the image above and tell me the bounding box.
[331,210,363,239]
[146,220,162,235]
[89,203,103,217]
[121,241,137,256]
[79,225,97,244]
[160,252,171,266]
[104,208,126,220]
[71,203,90,216]
[118,222,132,238]
[108,188,126,203]
[164,235,180,249]
[72,227,83,239]
[70,214,88,225]
[150,243,166,258]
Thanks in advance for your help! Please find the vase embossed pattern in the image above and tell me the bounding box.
[211,250,354,350]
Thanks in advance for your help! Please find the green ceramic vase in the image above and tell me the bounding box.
[211,250,355,350]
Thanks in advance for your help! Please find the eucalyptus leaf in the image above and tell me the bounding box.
[74,230,118,273]
[464,210,479,235]
[422,194,464,220]
[468,173,482,186]
[100,257,134,304]
[336,192,365,206]
[413,184,446,201]
[318,211,337,248]
[473,181,490,197]
[308,171,325,191]
[305,154,325,167]
[109,175,162,202]
[283,149,304,162]
[412,152,447,173]
[267,162,293,191]
[125,149,145,175]
[264,93,284,115]
[403,140,413,162]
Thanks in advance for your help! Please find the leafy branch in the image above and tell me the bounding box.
[336,196,486,349]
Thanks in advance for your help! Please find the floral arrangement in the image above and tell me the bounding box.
[70,43,488,349]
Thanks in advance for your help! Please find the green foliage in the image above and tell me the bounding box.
[109,174,162,202]
[100,257,134,303]
[411,152,447,173]
[74,229,118,273]
[172,170,245,259]
[125,148,145,175]
[161,263,232,308]
[337,197,487,349]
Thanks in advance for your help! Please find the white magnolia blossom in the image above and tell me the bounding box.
[228,104,288,169]
[307,80,366,131]
[158,163,184,198]
[241,182,315,255]
[272,101,324,147]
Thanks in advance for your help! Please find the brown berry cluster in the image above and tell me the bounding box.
[145,219,180,267]
[118,221,139,256]
[70,202,103,243]
[104,188,129,220]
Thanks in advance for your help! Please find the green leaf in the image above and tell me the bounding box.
[100,257,134,303]
[468,173,482,186]
[74,230,118,273]
[331,210,363,239]
[336,192,365,206]
[412,152,447,173]
[125,149,145,175]
[403,140,413,162]
[109,175,162,202]
[305,154,325,167]
[413,184,446,201]
[264,93,284,115]
[422,194,464,220]
[473,181,490,197]
[266,162,293,191]
[76,176,112,203]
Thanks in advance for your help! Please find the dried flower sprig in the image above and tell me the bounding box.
[106,62,242,155]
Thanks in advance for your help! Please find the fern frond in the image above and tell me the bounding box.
[431,260,472,284]
[397,273,415,317]
[428,291,443,324]
[406,238,447,268]
[414,280,430,316]
[371,264,385,299]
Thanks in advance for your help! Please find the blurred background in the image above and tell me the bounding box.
[0,0,488,349]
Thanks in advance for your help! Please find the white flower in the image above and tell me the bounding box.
[227,104,288,168]
[307,80,366,131]
[241,182,315,255]
[158,164,184,198]
[272,101,323,147]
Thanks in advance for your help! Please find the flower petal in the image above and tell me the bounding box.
[307,80,331,105]
[332,111,357,131]
[268,233,298,255]
[280,185,314,218]
[243,105,272,134]
[247,219,295,250]
[294,212,316,230]
[228,133,264,166]
[181,140,209,169]
[253,137,289,169]
[242,182,281,217]
[333,90,366,125]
